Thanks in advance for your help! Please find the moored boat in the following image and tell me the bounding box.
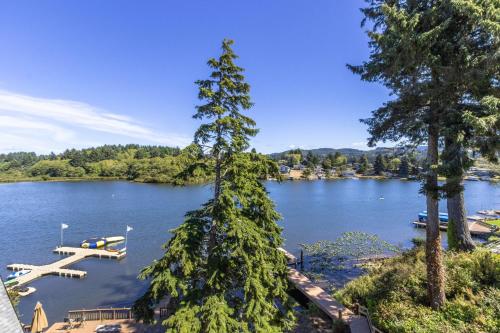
[478,210,499,218]
[13,285,36,297]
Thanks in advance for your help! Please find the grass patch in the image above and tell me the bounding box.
[335,245,500,333]
[486,219,500,228]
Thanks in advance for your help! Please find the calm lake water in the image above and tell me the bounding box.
[0,180,498,323]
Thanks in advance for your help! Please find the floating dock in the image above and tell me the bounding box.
[412,220,495,237]
[6,246,126,288]
[279,248,371,333]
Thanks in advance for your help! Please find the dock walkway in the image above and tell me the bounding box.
[279,248,371,333]
[7,247,125,287]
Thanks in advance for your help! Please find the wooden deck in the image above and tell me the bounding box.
[46,319,163,333]
[6,247,126,288]
[46,304,169,333]
[280,248,371,333]
[413,220,495,236]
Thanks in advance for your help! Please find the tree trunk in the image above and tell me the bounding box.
[208,117,223,255]
[444,138,475,252]
[447,180,475,251]
[426,123,446,309]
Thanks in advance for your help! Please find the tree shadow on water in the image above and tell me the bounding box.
[96,273,149,308]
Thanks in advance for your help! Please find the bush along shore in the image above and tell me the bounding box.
[334,240,500,333]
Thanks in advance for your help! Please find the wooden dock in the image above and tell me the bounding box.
[279,248,371,333]
[413,220,495,237]
[6,246,126,288]
[278,247,298,266]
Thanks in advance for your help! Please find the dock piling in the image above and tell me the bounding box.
[300,250,304,271]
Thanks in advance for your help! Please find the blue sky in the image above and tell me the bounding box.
[0,0,389,154]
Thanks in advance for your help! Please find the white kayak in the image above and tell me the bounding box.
[105,236,125,243]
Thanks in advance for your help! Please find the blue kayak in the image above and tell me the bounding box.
[7,270,31,280]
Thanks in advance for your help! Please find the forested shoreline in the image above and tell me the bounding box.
[1,144,498,184]
[0,144,214,184]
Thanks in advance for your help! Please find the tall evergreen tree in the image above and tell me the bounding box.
[321,157,332,170]
[352,0,448,308]
[433,0,499,252]
[133,39,294,332]
[373,154,387,175]
[357,154,370,174]
[305,151,319,167]
[398,156,410,178]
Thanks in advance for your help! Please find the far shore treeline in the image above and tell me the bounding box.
[0,144,213,184]
[0,144,419,183]
[1,144,498,183]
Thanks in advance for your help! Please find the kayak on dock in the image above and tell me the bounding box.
[418,211,449,224]
[105,236,125,243]
[414,211,496,237]
[80,236,125,249]
[7,269,31,280]
[4,279,18,287]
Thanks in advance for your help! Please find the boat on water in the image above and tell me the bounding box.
[12,285,36,297]
[80,236,125,249]
[7,269,31,280]
[478,210,499,218]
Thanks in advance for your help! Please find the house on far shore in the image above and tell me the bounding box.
[293,164,305,171]
[0,278,23,333]
[341,170,356,177]
[467,167,492,179]
[279,165,291,174]
[381,171,395,178]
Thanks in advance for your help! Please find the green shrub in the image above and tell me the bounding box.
[335,246,500,333]
[29,160,85,177]
[97,159,128,177]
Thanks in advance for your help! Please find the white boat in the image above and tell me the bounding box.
[15,286,36,297]
[478,210,498,217]
[105,236,125,243]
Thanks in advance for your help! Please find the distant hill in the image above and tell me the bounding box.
[269,146,425,161]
